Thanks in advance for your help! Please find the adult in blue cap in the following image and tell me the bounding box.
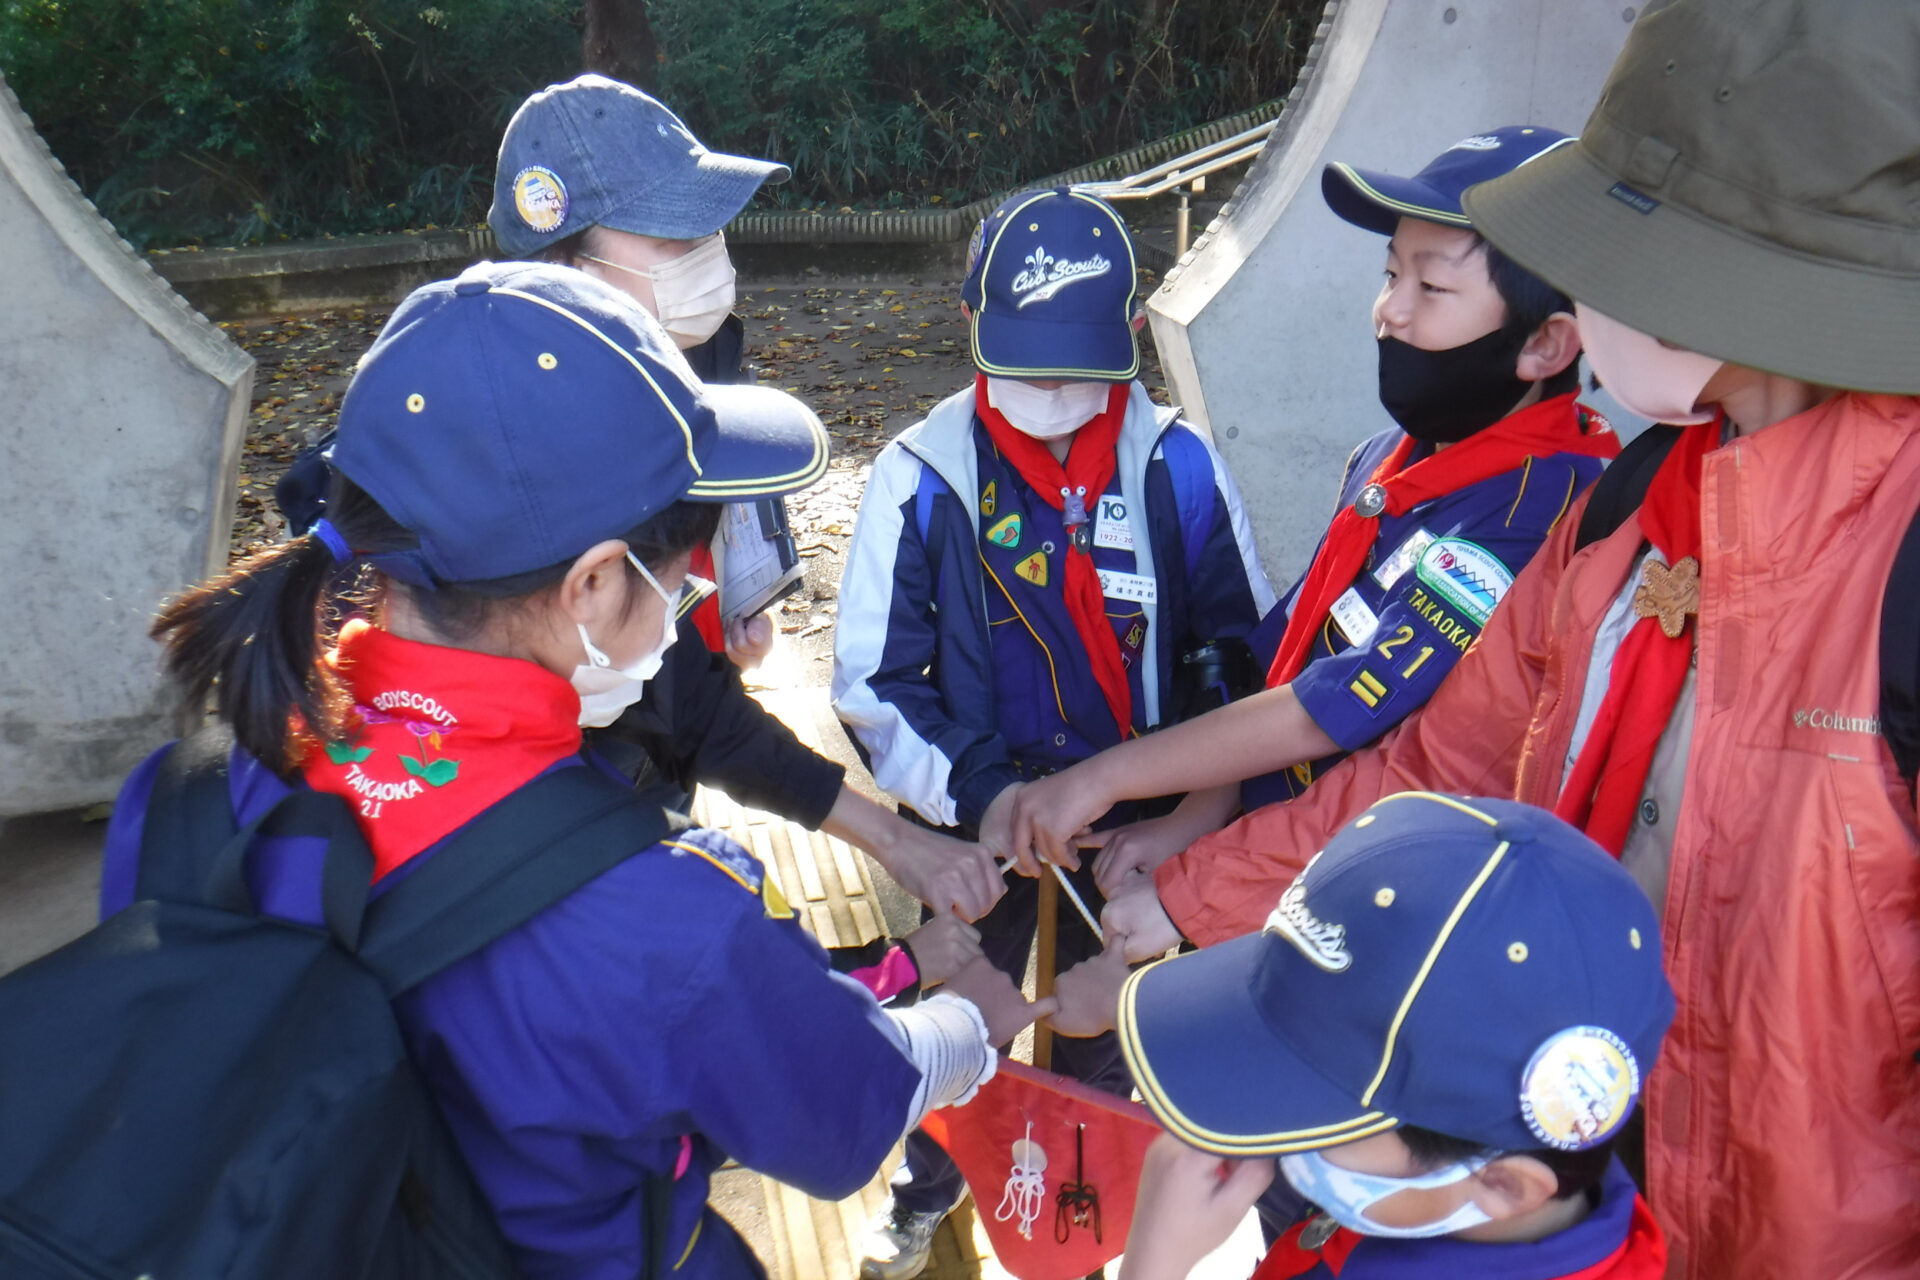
[482,74,1008,926]
[1117,794,1674,1280]
[489,73,782,374]
[105,261,1047,1279]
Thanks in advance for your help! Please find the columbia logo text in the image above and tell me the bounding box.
[1792,707,1880,734]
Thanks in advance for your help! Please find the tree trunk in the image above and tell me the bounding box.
[582,0,659,90]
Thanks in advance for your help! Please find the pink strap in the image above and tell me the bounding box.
[673,1134,693,1181]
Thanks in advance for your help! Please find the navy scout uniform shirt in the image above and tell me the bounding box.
[1243,423,1609,809]
[975,432,1155,771]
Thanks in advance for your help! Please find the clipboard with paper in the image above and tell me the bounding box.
[714,498,804,623]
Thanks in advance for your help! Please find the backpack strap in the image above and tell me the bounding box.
[1574,425,1683,551]
[1158,425,1218,581]
[1878,502,1920,787]
[356,764,685,997]
[137,722,241,905]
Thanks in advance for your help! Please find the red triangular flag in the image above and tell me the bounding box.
[921,1060,1162,1280]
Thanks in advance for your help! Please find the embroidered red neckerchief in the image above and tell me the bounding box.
[975,374,1136,739]
[303,619,584,878]
[1554,417,1719,856]
[1267,393,1619,689]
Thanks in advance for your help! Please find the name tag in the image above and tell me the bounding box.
[1093,495,1135,550]
[1373,527,1435,590]
[1328,588,1381,647]
[1098,569,1158,605]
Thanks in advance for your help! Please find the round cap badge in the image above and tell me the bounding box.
[1519,1026,1641,1151]
[1353,483,1388,519]
[513,166,569,235]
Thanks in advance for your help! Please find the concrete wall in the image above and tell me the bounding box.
[1149,0,1640,587]
[0,73,253,816]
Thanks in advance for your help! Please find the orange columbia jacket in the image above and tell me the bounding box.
[1159,392,1920,1280]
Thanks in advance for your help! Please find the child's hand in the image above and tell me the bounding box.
[1122,1133,1275,1280]
[1102,886,1184,963]
[1084,815,1199,897]
[939,956,1057,1047]
[1006,763,1112,871]
[883,821,1006,922]
[978,783,1039,876]
[1046,942,1131,1038]
[904,913,983,988]
[723,613,775,670]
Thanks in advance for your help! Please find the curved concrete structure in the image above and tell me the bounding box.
[1148,0,1639,583]
[1,73,254,815]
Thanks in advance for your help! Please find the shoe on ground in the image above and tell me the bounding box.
[859,1198,952,1280]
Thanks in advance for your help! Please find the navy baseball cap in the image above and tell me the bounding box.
[331,260,827,586]
[1119,793,1673,1158]
[489,74,789,257]
[1322,126,1575,237]
[961,188,1140,381]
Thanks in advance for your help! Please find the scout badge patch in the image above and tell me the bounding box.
[920,1059,1160,1280]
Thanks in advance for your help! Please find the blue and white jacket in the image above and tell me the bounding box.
[833,383,1276,829]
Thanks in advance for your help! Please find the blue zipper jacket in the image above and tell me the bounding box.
[833,383,1276,829]
[98,743,920,1280]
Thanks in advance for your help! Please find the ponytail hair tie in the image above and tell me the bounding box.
[311,518,352,566]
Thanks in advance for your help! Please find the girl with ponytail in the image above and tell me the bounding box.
[101,262,1048,1279]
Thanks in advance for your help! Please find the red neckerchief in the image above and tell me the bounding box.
[1249,1193,1665,1279]
[1554,418,1718,855]
[302,619,584,878]
[1266,393,1619,688]
[687,543,724,651]
[1563,1193,1668,1280]
[975,374,1135,739]
[1252,1218,1364,1279]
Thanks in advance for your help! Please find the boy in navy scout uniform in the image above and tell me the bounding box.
[833,187,1275,1277]
[1007,128,1621,885]
[1116,794,1674,1280]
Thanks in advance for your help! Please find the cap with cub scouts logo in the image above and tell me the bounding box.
[1322,126,1575,237]
[1119,793,1673,1156]
[961,188,1140,382]
[489,74,789,258]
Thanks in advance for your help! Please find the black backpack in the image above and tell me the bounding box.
[0,729,680,1280]
[1574,425,1920,784]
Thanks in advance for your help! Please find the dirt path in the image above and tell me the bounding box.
[222,269,1170,684]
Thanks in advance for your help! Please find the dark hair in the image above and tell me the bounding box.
[1472,235,1580,399]
[533,226,598,268]
[1397,1123,1614,1202]
[151,474,718,775]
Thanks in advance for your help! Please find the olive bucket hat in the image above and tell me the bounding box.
[1461,0,1920,394]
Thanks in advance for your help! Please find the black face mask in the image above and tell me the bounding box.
[1376,329,1532,443]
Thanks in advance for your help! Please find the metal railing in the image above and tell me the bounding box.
[1073,117,1275,259]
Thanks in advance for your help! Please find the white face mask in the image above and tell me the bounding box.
[1279,1149,1494,1240]
[570,551,681,728]
[583,233,737,346]
[1575,303,1722,426]
[985,377,1110,439]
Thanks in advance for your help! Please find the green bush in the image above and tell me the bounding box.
[0,0,1313,248]
[1,0,581,246]
[651,0,1314,210]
